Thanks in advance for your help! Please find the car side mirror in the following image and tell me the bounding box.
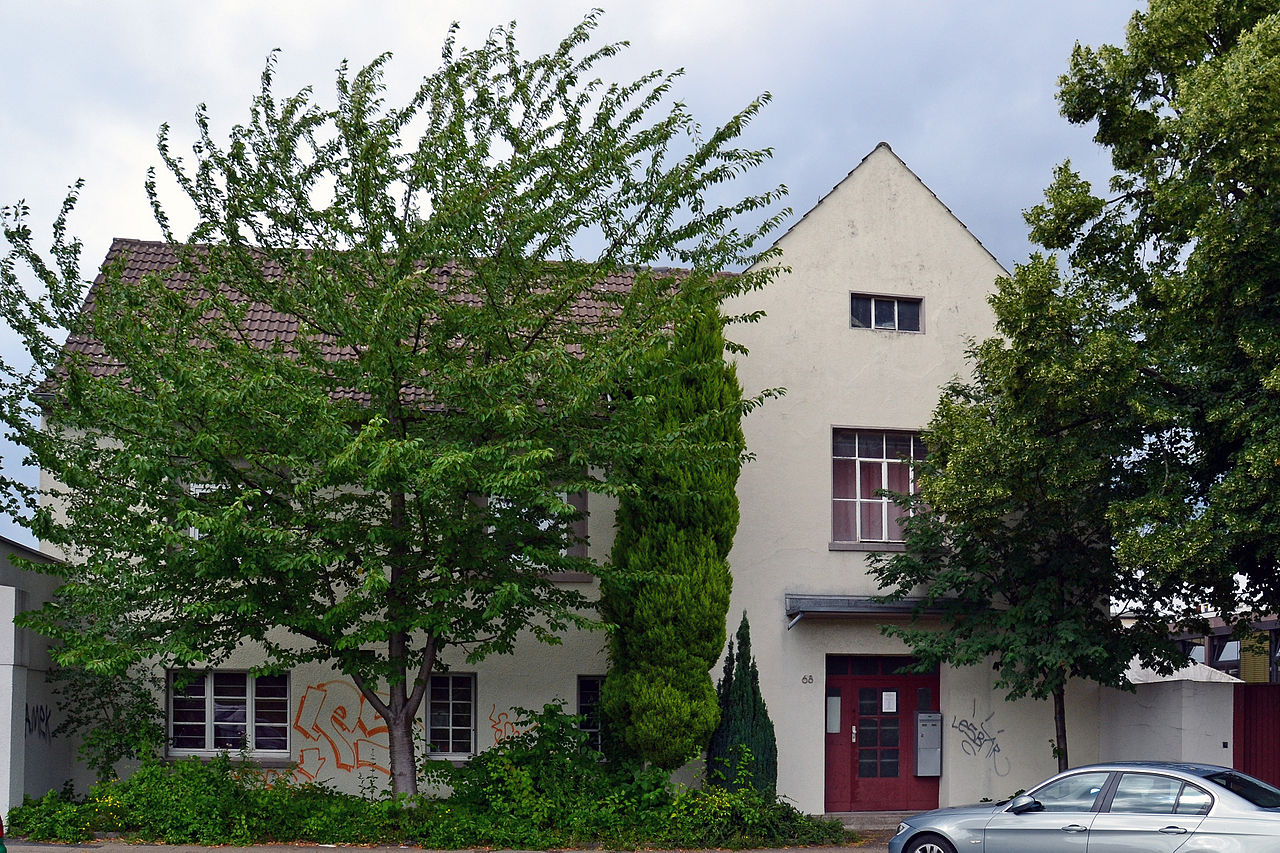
[1008,795,1042,815]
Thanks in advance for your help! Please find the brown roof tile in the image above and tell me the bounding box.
[60,238,682,402]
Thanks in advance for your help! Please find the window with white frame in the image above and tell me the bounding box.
[851,293,922,332]
[168,670,289,755]
[578,675,604,753]
[427,673,475,757]
[832,429,924,544]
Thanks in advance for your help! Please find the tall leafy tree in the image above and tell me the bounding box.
[0,15,786,794]
[706,612,776,795]
[870,255,1187,772]
[1037,0,1280,621]
[874,0,1280,770]
[599,304,746,769]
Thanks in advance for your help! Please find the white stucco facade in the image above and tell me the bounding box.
[724,142,1105,813]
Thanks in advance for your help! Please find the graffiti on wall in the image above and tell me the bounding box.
[488,704,529,743]
[25,703,52,745]
[951,699,1010,777]
[291,680,392,781]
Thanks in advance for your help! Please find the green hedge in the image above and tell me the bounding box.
[8,706,852,848]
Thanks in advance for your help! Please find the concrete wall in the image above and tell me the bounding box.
[0,537,77,808]
[1099,680,1236,767]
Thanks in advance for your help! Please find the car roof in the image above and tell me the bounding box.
[1062,761,1234,779]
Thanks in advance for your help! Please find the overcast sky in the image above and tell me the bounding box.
[0,1,1143,546]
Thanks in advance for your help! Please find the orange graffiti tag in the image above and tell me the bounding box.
[292,680,391,779]
[489,704,530,742]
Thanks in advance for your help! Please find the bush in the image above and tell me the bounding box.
[6,719,853,848]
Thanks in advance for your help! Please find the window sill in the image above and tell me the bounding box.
[546,571,594,583]
[829,541,907,553]
[165,753,293,768]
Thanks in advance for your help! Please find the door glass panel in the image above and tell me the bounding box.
[881,717,900,747]
[858,689,878,715]
[880,750,899,777]
[862,718,879,747]
[858,750,879,778]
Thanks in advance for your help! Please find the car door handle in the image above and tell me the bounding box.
[1061,825,1089,833]
[1159,826,1188,835]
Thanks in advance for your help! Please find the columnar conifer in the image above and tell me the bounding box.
[707,612,777,795]
[599,304,743,769]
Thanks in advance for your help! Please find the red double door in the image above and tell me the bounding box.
[824,656,940,812]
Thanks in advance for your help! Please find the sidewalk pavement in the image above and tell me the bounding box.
[7,838,893,853]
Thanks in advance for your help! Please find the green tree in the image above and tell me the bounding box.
[1035,0,1280,623]
[599,304,746,769]
[48,660,166,783]
[870,255,1187,772]
[707,612,776,796]
[0,15,786,794]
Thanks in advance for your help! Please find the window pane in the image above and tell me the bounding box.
[858,750,879,778]
[214,725,246,749]
[861,718,879,747]
[213,673,247,696]
[860,500,884,541]
[1177,785,1213,815]
[885,434,912,460]
[858,431,885,459]
[1110,773,1181,814]
[858,461,883,499]
[255,725,288,751]
[898,300,921,331]
[174,676,205,698]
[172,727,206,749]
[880,750,899,778]
[833,429,858,457]
[886,460,910,494]
[851,296,872,328]
[881,718,900,747]
[832,501,857,541]
[1032,772,1111,812]
[887,501,908,542]
[858,688,879,715]
[833,459,857,499]
[254,675,288,698]
[874,298,896,329]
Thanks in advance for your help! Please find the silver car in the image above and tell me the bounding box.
[888,761,1280,853]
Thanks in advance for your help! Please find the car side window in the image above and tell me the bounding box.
[1176,784,1213,816]
[1030,772,1112,812]
[1109,773,1181,814]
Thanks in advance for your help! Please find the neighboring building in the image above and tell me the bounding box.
[0,535,75,808]
[28,143,1237,810]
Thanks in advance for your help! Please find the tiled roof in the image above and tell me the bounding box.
[63,238,665,394]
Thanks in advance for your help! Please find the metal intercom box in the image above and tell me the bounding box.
[916,711,942,776]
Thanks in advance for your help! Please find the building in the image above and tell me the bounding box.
[0,534,75,809]
[25,143,1236,811]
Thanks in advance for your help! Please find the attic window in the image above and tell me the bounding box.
[851,294,922,332]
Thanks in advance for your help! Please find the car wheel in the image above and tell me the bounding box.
[905,834,957,853]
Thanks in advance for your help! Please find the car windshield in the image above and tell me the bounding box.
[1204,771,1280,809]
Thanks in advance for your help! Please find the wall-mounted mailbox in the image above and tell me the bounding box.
[916,711,942,777]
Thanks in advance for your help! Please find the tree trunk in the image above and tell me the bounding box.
[1053,684,1069,772]
[387,699,418,796]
